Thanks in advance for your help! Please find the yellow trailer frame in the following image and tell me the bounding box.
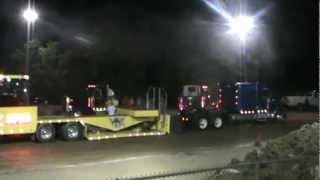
[0,106,170,141]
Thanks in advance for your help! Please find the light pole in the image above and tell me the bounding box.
[22,0,38,104]
[22,0,38,75]
[228,15,254,81]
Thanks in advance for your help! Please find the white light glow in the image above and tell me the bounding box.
[6,113,32,125]
[23,8,38,23]
[23,75,30,80]
[228,15,254,42]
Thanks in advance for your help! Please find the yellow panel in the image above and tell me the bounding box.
[0,106,37,135]
[156,114,171,134]
[118,108,159,117]
[0,74,29,80]
[82,116,145,131]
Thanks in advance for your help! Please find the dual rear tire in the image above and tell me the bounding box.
[34,123,83,143]
[197,116,223,130]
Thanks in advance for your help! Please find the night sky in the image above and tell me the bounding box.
[0,0,318,100]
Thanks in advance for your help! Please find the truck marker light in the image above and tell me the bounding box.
[202,85,208,89]
[201,96,206,108]
[240,110,244,114]
[235,96,239,99]
[88,84,96,88]
[257,110,260,113]
[6,113,32,125]
[244,111,248,114]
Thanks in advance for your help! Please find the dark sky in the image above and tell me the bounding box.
[0,0,318,96]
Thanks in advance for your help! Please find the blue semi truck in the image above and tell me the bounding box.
[178,82,286,130]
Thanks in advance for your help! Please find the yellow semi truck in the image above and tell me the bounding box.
[0,74,170,142]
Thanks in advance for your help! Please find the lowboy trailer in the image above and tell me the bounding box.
[0,106,170,143]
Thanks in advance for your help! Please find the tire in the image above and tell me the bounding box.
[275,112,287,123]
[213,117,223,129]
[197,117,209,130]
[35,124,55,143]
[60,123,83,141]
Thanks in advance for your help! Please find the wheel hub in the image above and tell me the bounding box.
[40,128,52,140]
[199,118,208,130]
[67,126,79,138]
[214,117,223,128]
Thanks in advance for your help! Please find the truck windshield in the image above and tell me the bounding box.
[0,78,29,106]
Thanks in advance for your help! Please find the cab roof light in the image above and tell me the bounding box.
[88,84,96,88]
[202,85,208,89]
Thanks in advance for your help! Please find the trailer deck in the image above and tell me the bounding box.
[0,106,170,142]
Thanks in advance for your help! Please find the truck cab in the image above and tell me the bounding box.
[178,85,223,130]
[65,83,117,116]
[217,82,285,122]
[0,74,30,106]
[178,85,215,111]
[177,82,286,130]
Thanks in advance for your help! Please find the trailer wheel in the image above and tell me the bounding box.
[36,124,55,143]
[60,123,83,141]
[197,117,209,130]
[275,112,287,122]
[213,117,223,129]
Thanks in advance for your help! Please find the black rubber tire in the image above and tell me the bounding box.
[35,124,56,143]
[60,123,83,141]
[213,116,223,129]
[196,116,209,130]
[275,112,287,123]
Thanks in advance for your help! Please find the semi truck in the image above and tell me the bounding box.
[0,74,170,143]
[178,82,286,130]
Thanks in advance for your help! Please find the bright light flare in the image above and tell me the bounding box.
[23,8,38,23]
[228,15,254,42]
[201,0,232,21]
